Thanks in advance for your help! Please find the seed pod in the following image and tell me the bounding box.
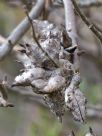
[44,90,65,122]
[65,73,87,122]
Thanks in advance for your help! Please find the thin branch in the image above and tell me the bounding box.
[71,131,75,136]
[78,0,102,7]
[93,23,102,34]
[63,0,80,71]
[0,76,14,107]
[53,0,102,9]
[21,0,33,11]
[63,0,77,46]
[0,76,8,100]
[71,0,102,44]
[0,0,45,60]
[88,127,96,136]
[25,10,59,68]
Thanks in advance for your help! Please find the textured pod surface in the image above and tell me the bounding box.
[13,20,86,122]
[65,73,87,122]
[44,90,65,122]
[43,75,66,93]
[65,88,86,122]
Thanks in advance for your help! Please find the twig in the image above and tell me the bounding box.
[67,130,76,136]
[25,10,59,68]
[0,76,8,100]
[71,0,102,44]
[85,127,96,136]
[78,0,102,7]
[0,76,14,107]
[0,0,45,60]
[21,0,33,11]
[53,0,102,10]
[71,131,75,136]
[93,23,102,34]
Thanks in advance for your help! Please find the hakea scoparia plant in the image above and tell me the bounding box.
[12,20,86,122]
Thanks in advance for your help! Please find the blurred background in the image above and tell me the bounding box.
[0,0,102,136]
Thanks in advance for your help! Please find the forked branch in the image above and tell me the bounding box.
[0,0,45,60]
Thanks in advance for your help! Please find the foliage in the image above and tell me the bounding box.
[80,80,101,104]
[30,108,62,136]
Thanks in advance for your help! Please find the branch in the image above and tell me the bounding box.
[71,0,102,44]
[0,0,45,60]
[78,0,102,7]
[63,0,80,71]
[62,0,79,71]
[63,0,77,46]
[53,0,102,7]
[63,0,87,123]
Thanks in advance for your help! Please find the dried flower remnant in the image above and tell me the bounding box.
[12,20,86,122]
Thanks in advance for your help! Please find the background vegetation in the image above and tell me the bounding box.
[0,0,102,136]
